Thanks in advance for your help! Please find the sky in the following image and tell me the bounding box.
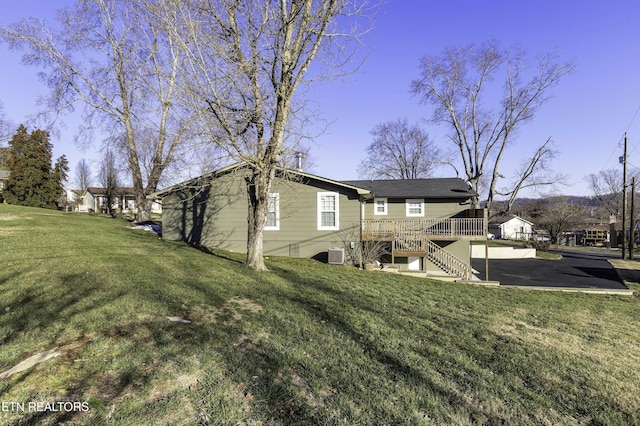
[2,1,640,198]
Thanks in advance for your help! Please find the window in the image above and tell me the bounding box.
[265,193,280,230]
[318,192,339,230]
[374,198,387,215]
[405,198,424,217]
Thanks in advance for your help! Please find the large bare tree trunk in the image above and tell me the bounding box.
[245,171,272,271]
[136,197,154,223]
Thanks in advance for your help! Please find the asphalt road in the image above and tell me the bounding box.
[471,249,629,290]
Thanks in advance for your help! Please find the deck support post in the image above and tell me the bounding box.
[484,208,489,281]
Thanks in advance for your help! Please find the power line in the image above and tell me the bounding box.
[626,102,640,134]
[602,102,640,171]
[624,102,640,161]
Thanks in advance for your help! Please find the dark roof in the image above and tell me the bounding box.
[151,162,372,198]
[488,214,533,225]
[151,161,476,201]
[340,178,476,199]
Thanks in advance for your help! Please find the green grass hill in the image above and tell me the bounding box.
[1,204,639,425]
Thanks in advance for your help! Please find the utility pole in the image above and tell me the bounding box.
[621,133,628,260]
[630,177,636,260]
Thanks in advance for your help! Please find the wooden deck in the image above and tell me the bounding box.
[362,218,486,242]
[361,217,486,280]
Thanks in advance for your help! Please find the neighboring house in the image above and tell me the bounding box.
[66,189,83,209]
[488,215,534,240]
[153,163,487,280]
[582,224,610,246]
[75,187,162,215]
[0,169,8,193]
[0,147,9,194]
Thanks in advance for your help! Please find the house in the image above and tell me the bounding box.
[0,169,8,194]
[582,224,610,246]
[488,215,534,240]
[154,163,487,280]
[75,187,162,214]
[64,189,84,211]
[77,187,137,213]
[0,147,9,194]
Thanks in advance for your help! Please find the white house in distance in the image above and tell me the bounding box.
[488,214,534,240]
[68,187,162,214]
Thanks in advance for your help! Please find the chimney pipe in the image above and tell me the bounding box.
[294,151,305,172]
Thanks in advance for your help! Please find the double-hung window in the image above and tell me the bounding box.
[265,193,280,230]
[374,198,388,215]
[318,192,339,230]
[405,198,424,217]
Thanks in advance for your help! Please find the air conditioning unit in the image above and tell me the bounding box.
[327,247,344,265]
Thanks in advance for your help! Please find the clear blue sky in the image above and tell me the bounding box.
[2,1,640,197]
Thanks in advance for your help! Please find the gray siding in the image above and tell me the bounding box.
[366,197,469,219]
[160,169,475,273]
[162,172,361,259]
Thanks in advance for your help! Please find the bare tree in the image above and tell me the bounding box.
[97,149,119,217]
[536,198,584,244]
[0,101,14,144]
[176,0,376,270]
[357,118,449,179]
[585,169,626,216]
[75,159,92,191]
[1,0,199,222]
[411,41,574,213]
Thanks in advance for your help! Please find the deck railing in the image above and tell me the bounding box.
[362,218,485,240]
[424,239,473,280]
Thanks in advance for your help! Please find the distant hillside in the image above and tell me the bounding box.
[510,196,600,208]
[490,195,610,221]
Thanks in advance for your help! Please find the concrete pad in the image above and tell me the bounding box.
[500,285,634,296]
[471,245,536,259]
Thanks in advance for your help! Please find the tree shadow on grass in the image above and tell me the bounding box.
[0,272,124,353]
[215,264,498,424]
[0,266,236,424]
[3,307,230,425]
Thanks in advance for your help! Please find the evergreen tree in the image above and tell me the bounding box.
[51,154,70,208]
[4,125,63,208]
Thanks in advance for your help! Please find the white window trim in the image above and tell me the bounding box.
[317,191,339,230]
[405,198,424,217]
[265,193,280,231]
[373,197,388,215]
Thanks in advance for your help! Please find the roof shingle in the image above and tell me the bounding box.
[340,178,476,199]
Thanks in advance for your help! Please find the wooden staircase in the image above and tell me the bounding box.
[393,235,473,280]
[424,239,473,280]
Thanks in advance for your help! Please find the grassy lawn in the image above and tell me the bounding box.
[1,204,639,425]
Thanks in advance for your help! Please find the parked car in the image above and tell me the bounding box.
[487,233,495,240]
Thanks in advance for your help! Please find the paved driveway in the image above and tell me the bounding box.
[471,249,629,290]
